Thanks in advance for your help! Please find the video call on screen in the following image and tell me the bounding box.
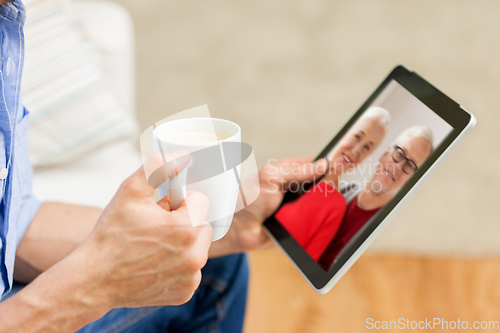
[275,80,453,271]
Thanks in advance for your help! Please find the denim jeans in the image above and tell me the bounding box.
[6,254,248,333]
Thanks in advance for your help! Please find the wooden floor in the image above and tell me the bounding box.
[243,249,500,333]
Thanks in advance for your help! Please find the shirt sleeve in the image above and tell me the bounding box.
[15,194,42,247]
[14,106,43,247]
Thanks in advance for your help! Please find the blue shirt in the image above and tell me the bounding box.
[0,0,41,299]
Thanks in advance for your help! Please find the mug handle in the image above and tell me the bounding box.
[168,161,191,210]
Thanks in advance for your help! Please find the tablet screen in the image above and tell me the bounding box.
[273,78,454,272]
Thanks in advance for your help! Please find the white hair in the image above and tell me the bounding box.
[358,106,391,135]
[394,125,434,154]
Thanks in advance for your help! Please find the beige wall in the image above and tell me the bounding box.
[108,0,500,256]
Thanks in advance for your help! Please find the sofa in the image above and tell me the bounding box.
[30,0,142,209]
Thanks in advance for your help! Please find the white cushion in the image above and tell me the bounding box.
[30,0,141,208]
[23,0,138,167]
[71,0,136,116]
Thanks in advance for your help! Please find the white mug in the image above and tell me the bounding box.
[153,118,242,242]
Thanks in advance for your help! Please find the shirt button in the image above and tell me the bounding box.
[0,168,8,180]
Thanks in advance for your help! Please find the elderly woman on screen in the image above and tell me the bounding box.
[275,106,391,261]
[322,106,391,188]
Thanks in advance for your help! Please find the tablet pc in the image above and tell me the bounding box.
[263,65,476,294]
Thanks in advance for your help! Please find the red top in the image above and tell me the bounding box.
[318,195,380,270]
[275,182,346,261]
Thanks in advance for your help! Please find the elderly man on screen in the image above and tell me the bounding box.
[318,126,434,270]
[0,1,329,332]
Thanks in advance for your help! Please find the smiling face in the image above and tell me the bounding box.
[329,117,386,175]
[371,135,432,196]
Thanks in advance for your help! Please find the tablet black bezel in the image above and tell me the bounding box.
[263,65,474,290]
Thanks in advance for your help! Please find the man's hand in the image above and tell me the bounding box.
[209,157,328,257]
[0,152,214,333]
[75,151,213,309]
